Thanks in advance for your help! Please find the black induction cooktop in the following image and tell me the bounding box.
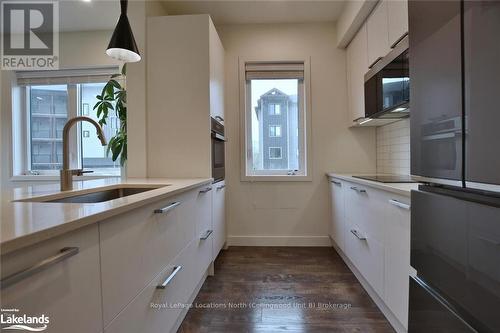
[352,175,417,183]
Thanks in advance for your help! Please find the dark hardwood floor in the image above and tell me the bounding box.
[178,247,394,333]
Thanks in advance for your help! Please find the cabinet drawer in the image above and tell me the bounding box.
[346,223,385,296]
[195,185,213,239]
[345,182,387,242]
[104,239,199,333]
[212,181,226,260]
[1,225,102,333]
[329,178,346,251]
[100,190,197,325]
[384,193,410,328]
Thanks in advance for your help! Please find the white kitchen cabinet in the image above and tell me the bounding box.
[104,239,199,333]
[346,24,369,123]
[99,189,197,325]
[387,0,409,48]
[1,225,102,333]
[209,22,225,121]
[147,15,224,178]
[384,194,411,329]
[329,178,346,251]
[344,181,386,297]
[212,181,226,260]
[345,221,385,296]
[367,0,391,68]
[328,177,411,330]
[194,185,214,275]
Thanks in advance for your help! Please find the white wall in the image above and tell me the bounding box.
[218,22,376,246]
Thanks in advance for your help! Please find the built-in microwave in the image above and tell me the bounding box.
[364,36,410,119]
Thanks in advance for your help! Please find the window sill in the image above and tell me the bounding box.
[241,174,312,182]
[10,174,120,182]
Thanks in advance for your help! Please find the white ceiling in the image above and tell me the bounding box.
[59,0,119,32]
[161,0,347,25]
[57,0,346,32]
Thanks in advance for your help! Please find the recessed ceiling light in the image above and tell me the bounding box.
[82,0,91,2]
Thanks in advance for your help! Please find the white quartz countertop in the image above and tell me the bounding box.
[326,173,420,197]
[1,177,212,254]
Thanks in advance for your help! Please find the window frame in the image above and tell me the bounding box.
[10,69,121,179]
[239,57,312,182]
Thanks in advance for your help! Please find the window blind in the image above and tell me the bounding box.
[245,62,304,80]
[16,66,120,86]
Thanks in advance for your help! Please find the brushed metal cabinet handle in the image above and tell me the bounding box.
[368,56,384,69]
[350,186,366,193]
[154,201,180,214]
[350,229,367,241]
[156,266,182,289]
[199,187,212,194]
[389,199,411,210]
[330,180,341,186]
[476,235,500,246]
[216,184,226,190]
[390,32,409,49]
[200,229,213,240]
[1,247,79,290]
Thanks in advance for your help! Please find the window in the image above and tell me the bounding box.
[269,125,281,137]
[241,61,310,179]
[269,103,281,115]
[13,67,121,176]
[269,147,282,159]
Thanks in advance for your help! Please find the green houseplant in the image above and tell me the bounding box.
[94,64,127,166]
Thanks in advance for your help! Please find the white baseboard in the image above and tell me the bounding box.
[333,243,407,333]
[227,235,332,247]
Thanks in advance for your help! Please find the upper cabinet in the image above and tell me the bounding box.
[387,0,409,48]
[344,0,409,125]
[209,23,225,122]
[346,24,369,123]
[367,0,390,68]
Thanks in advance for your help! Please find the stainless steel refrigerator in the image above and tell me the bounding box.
[409,0,500,332]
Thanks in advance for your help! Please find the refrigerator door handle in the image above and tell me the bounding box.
[412,275,479,333]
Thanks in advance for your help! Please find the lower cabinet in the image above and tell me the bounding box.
[104,239,200,333]
[1,182,215,333]
[212,180,226,260]
[329,179,346,251]
[0,225,103,333]
[99,189,197,325]
[100,183,214,332]
[329,177,411,330]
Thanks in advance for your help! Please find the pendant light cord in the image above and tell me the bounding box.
[120,0,127,15]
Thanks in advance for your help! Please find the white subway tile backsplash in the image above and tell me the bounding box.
[376,118,410,175]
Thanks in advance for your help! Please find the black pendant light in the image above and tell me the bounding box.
[106,0,141,62]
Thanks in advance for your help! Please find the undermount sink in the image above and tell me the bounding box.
[17,185,167,204]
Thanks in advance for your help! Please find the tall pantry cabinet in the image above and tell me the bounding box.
[146,14,224,178]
